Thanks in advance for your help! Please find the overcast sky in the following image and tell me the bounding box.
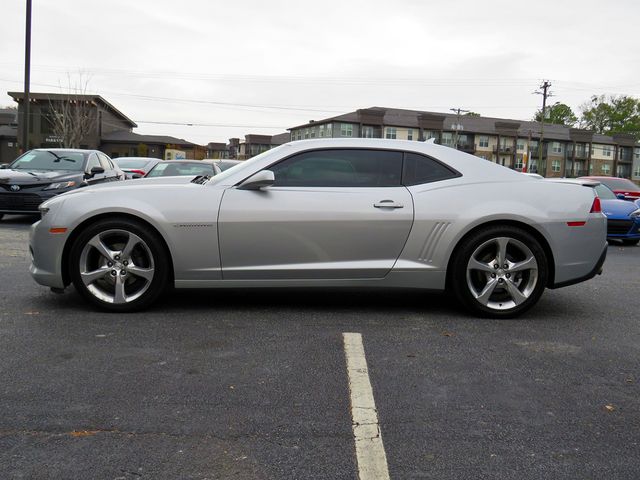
[1,0,639,144]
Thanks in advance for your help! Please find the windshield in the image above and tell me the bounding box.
[146,162,215,177]
[207,144,289,185]
[594,183,617,200]
[115,158,152,168]
[218,161,242,171]
[11,150,86,171]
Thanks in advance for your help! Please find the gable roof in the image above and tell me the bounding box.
[7,92,137,128]
[100,130,199,147]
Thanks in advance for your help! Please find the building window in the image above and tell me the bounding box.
[602,163,611,175]
[552,159,561,172]
[552,142,562,154]
[319,125,325,137]
[441,132,454,146]
[385,127,397,139]
[517,140,525,151]
[515,155,524,170]
[407,129,413,141]
[304,128,310,139]
[361,126,374,138]
[634,148,640,160]
[529,159,538,173]
[478,136,489,148]
[326,124,333,137]
[310,128,316,138]
[633,165,640,178]
[290,132,295,141]
[602,145,612,157]
[340,123,353,137]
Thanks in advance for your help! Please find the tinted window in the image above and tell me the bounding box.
[599,178,640,192]
[403,152,458,186]
[594,184,617,200]
[115,158,151,168]
[98,153,113,170]
[85,154,102,171]
[271,149,402,187]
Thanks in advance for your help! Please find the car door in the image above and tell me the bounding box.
[84,153,107,186]
[97,153,120,182]
[218,148,414,280]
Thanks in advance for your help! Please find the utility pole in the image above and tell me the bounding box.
[22,0,32,153]
[450,107,470,149]
[533,80,552,174]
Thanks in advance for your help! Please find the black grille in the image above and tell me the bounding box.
[607,219,633,235]
[0,193,43,212]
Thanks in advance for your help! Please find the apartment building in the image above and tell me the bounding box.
[288,107,640,182]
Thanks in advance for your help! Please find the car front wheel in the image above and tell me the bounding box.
[450,225,548,318]
[69,218,170,312]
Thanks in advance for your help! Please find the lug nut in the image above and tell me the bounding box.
[491,273,496,278]
[120,270,126,276]
[123,260,128,266]
[115,255,121,261]
[110,270,117,276]
[107,261,113,267]
[503,264,508,269]
[498,278,504,283]
[506,273,511,278]
[494,264,499,269]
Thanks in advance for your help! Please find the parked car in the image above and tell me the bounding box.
[112,157,160,179]
[145,160,223,178]
[0,149,124,220]
[594,183,640,245]
[29,139,607,318]
[578,176,640,201]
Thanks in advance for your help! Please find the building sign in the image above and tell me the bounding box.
[44,135,63,144]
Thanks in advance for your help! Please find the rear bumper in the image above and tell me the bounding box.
[551,243,607,289]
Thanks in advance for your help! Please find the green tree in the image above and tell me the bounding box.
[579,95,640,139]
[464,111,481,117]
[534,102,577,126]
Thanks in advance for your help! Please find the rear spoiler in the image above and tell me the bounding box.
[545,178,600,188]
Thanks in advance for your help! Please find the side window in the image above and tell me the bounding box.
[270,149,403,187]
[85,154,101,172]
[98,153,113,170]
[403,152,459,186]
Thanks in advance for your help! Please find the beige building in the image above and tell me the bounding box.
[288,107,640,183]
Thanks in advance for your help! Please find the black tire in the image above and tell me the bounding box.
[69,218,170,312]
[622,239,639,246]
[450,225,548,319]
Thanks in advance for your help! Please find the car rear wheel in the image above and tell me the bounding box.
[450,225,548,318]
[69,218,169,312]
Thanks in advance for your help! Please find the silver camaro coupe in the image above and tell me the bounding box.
[29,139,607,318]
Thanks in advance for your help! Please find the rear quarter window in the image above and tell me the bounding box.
[402,152,459,186]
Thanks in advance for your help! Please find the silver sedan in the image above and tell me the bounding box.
[29,139,607,318]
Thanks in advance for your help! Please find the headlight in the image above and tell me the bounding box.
[38,205,50,218]
[630,208,640,218]
[44,181,76,190]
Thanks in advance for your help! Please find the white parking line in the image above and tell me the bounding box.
[343,332,390,480]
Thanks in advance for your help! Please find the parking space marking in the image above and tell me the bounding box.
[343,332,390,480]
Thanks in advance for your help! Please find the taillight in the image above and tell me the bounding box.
[130,169,146,176]
[590,196,601,213]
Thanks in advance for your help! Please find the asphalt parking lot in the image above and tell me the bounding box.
[1,214,639,480]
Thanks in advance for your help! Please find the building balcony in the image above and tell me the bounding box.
[493,145,514,154]
[456,143,475,152]
[529,148,547,159]
[567,148,589,160]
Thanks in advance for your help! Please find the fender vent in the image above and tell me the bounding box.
[418,222,450,263]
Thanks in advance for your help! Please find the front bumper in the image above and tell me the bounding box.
[29,217,68,289]
[0,191,63,215]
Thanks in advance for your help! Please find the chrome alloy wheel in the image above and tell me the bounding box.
[465,236,538,311]
[78,229,155,304]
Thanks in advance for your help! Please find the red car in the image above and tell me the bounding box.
[578,176,640,201]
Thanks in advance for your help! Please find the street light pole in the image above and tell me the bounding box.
[22,0,32,152]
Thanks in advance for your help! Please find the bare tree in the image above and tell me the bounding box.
[47,74,96,148]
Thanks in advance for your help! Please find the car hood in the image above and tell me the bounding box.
[601,198,639,219]
[0,169,82,184]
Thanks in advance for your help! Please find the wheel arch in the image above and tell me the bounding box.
[61,213,175,287]
[445,219,556,289]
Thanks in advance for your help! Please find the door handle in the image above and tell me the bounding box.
[374,200,404,209]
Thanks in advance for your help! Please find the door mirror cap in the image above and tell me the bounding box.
[86,166,105,178]
[616,193,626,200]
[0,163,8,169]
[238,170,275,190]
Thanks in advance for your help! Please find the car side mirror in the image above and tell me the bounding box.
[238,170,275,190]
[131,173,143,179]
[0,164,8,169]
[616,193,626,200]
[86,166,105,178]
